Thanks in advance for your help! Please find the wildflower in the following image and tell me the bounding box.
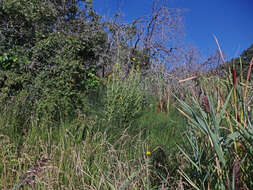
[135,65,140,72]
[120,96,123,100]
[146,151,151,156]
[116,77,119,81]
[108,73,113,79]
[132,57,136,61]
[114,63,119,67]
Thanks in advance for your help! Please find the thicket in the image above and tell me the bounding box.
[1,0,253,189]
[0,0,187,136]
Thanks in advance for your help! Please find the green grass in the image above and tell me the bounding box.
[1,57,253,189]
[135,105,186,152]
[0,98,187,189]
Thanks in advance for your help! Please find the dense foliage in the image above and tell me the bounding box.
[0,0,253,189]
[0,0,107,122]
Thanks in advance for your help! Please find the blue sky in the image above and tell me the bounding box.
[94,0,253,60]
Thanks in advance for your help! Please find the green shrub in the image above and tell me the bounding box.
[104,64,147,128]
[0,0,106,126]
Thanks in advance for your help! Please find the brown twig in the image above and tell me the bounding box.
[178,76,197,83]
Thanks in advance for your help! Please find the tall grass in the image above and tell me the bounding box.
[1,45,252,189]
[0,112,186,189]
[0,63,187,189]
[1,119,149,189]
[176,53,253,189]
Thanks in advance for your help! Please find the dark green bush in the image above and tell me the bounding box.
[0,0,106,126]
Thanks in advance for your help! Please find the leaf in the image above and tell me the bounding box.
[178,169,201,190]
[216,88,233,126]
[177,145,201,172]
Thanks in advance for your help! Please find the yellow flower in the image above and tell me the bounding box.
[132,57,136,61]
[120,96,123,100]
[108,73,113,78]
[146,151,151,156]
[114,63,119,67]
[116,77,119,81]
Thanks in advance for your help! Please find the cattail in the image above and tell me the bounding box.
[203,96,210,113]
[232,68,237,87]
[232,157,242,189]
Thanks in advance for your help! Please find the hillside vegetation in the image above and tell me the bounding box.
[0,0,253,189]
